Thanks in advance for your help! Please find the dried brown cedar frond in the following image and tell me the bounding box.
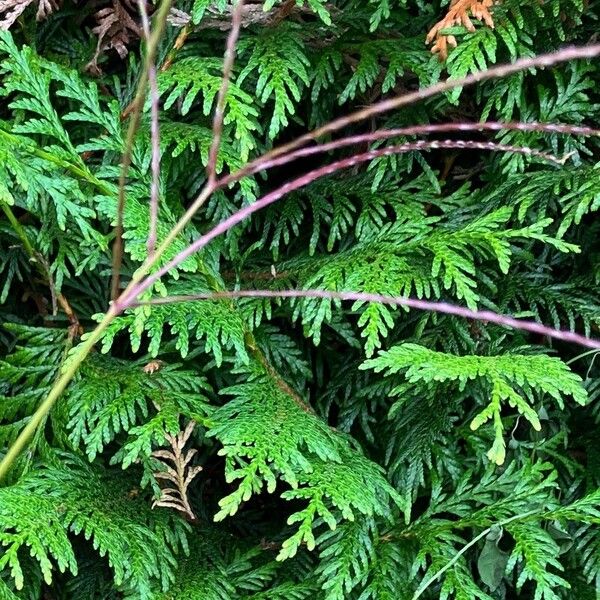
[426,0,496,60]
[151,420,202,521]
[86,0,144,74]
[0,0,60,30]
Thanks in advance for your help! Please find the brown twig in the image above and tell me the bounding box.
[206,0,246,185]
[130,44,600,302]
[121,21,189,120]
[171,0,333,31]
[134,290,600,351]
[1,199,80,333]
[217,121,600,188]
[119,138,571,306]
[137,0,161,260]
[238,43,600,175]
[111,0,174,301]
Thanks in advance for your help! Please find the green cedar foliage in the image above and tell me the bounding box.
[1,1,600,599]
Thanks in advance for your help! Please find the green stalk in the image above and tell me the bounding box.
[0,185,212,482]
[411,509,540,599]
[1,173,109,483]
[0,308,116,480]
[0,197,125,481]
[0,198,35,259]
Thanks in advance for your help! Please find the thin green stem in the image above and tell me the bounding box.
[0,186,104,483]
[411,509,540,599]
[566,348,600,365]
[0,198,35,259]
[0,1,174,482]
[0,308,117,480]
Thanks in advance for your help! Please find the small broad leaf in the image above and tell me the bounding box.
[477,526,509,591]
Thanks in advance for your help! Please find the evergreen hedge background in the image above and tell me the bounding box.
[1,0,600,598]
